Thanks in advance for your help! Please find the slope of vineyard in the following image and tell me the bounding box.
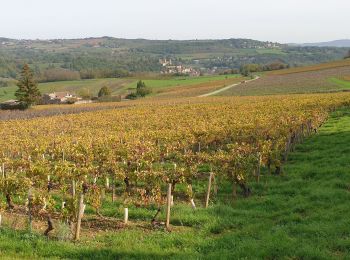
[0,99,350,258]
[221,60,350,96]
[268,58,350,75]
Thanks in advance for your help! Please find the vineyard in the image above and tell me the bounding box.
[267,58,350,76]
[223,61,350,96]
[0,92,350,245]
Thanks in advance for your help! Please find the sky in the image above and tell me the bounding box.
[1,0,349,43]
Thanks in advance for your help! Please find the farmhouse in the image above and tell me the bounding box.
[42,92,77,104]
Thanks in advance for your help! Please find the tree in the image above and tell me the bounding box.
[240,64,263,76]
[78,88,92,100]
[98,86,112,97]
[125,80,152,99]
[136,80,152,97]
[15,64,41,107]
[136,80,146,89]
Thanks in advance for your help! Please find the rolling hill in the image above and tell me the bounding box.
[0,37,348,81]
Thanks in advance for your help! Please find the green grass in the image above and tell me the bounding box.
[330,77,350,89]
[1,109,350,259]
[125,74,240,91]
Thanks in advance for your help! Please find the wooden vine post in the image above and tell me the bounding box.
[71,180,76,198]
[1,163,4,178]
[124,208,128,225]
[105,176,110,189]
[75,191,85,241]
[112,178,116,202]
[256,153,261,183]
[166,183,172,231]
[44,175,54,236]
[205,172,214,208]
[28,188,33,233]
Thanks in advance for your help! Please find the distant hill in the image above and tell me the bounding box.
[291,39,350,48]
[0,37,348,80]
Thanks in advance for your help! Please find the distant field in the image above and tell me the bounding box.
[152,76,245,98]
[125,74,240,91]
[255,48,286,55]
[268,58,350,75]
[39,78,133,95]
[329,77,350,88]
[221,63,350,96]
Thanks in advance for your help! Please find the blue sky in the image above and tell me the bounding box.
[1,0,349,43]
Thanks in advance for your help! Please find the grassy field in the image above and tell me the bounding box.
[148,76,244,98]
[0,108,349,259]
[330,77,350,88]
[38,78,133,95]
[125,74,240,90]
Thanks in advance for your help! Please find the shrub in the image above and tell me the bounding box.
[240,64,263,76]
[66,98,78,104]
[0,101,29,110]
[98,86,112,97]
[136,86,152,97]
[125,92,138,100]
[125,80,152,99]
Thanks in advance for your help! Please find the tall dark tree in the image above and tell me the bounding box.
[136,80,152,97]
[136,80,146,89]
[15,64,41,106]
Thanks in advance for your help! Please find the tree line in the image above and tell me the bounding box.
[240,62,290,76]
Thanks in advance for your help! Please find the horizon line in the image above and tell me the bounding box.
[1,35,349,45]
